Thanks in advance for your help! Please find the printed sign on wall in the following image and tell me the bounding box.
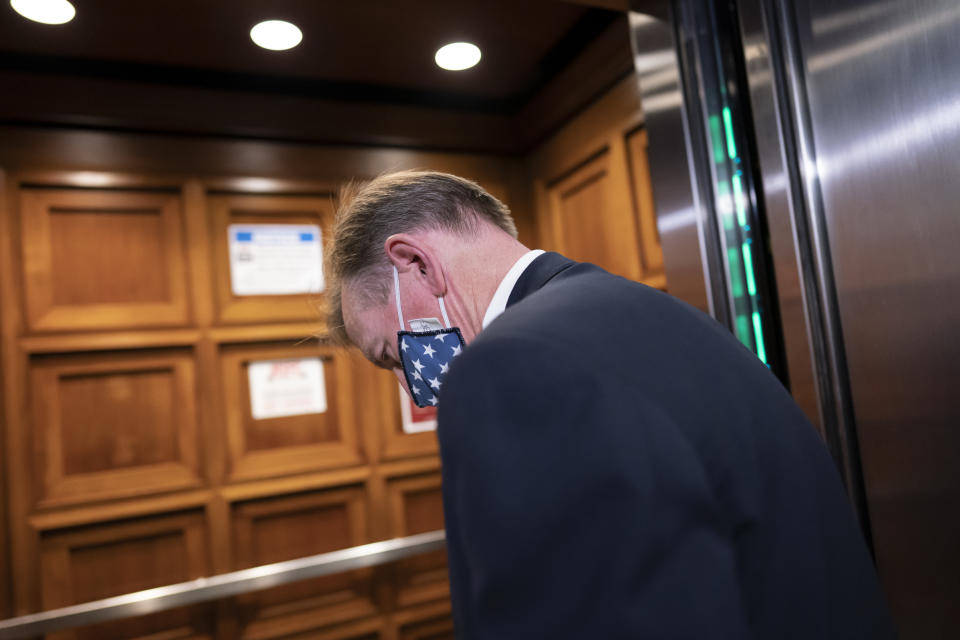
[228,224,324,296]
[248,358,327,420]
[399,384,438,434]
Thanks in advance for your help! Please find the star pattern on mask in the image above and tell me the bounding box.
[399,331,462,408]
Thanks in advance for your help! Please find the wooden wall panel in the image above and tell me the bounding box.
[275,618,384,640]
[546,147,643,281]
[219,342,362,483]
[38,509,212,640]
[20,189,190,332]
[209,194,334,326]
[528,74,666,291]
[0,65,663,634]
[393,602,455,640]
[29,349,203,507]
[0,169,15,617]
[385,473,448,608]
[230,484,375,639]
[0,125,524,632]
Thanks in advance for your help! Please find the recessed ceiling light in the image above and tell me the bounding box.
[250,19,302,51]
[435,42,481,71]
[10,0,75,25]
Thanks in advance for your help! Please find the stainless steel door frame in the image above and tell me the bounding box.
[632,4,787,376]
[633,0,960,634]
[734,0,872,541]
[735,2,821,433]
[629,11,715,318]
[777,1,960,635]
[632,0,872,541]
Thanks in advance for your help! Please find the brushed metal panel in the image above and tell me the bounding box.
[629,11,711,314]
[735,3,823,434]
[792,0,960,635]
[748,0,875,545]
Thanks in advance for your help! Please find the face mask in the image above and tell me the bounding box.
[393,266,465,408]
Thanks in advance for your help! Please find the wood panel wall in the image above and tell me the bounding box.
[528,74,666,290]
[0,130,535,637]
[0,70,660,637]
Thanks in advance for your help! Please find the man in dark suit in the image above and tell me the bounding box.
[326,171,894,638]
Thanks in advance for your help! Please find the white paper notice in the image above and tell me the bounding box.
[248,358,327,420]
[228,224,324,296]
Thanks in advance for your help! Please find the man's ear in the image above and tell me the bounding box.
[384,233,447,297]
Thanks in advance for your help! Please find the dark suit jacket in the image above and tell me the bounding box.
[436,253,894,639]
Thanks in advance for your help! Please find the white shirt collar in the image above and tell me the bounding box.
[481,249,545,329]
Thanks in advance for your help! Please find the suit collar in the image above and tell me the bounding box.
[506,251,575,308]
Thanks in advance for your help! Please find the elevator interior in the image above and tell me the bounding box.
[0,2,667,638]
[0,0,956,637]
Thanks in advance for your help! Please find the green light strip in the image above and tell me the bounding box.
[735,314,752,347]
[752,311,768,363]
[741,243,757,296]
[708,115,726,163]
[722,107,738,159]
[727,248,744,297]
[731,173,747,227]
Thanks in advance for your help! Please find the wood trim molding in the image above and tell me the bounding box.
[0,69,517,154]
[218,467,371,504]
[0,170,14,616]
[28,490,214,532]
[0,126,524,195]
[393,599,454,639]
[20,329,202,353]
[0,175,39,614]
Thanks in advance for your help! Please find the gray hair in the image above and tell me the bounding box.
[324,170,517,345]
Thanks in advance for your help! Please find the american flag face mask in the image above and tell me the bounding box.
[393,266,465,408]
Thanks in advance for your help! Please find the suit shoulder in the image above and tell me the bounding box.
[491,265,702,348]
[445,325,561,389]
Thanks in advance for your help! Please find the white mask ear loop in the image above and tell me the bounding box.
[437,296,452,328]
[393,266,405,330]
